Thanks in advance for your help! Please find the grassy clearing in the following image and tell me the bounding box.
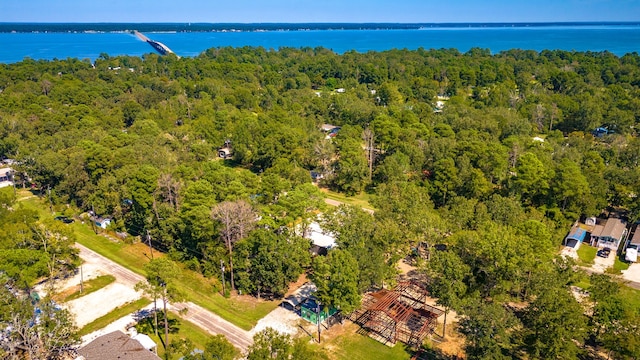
[62,275,115,302]
[79,298,151,336]
[607,254,630,274]
[319,324,411,360]
[20,193,278,330]
[577,245,597,265]
[321,188,375,211]
[619,286,640,310]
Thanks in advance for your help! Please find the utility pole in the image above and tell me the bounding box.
[317,300,322,343]
[146,230,158,337]
[162,282,169,352]
[90,204,97,234]
[220,260,226,296]
[146,230,154,260]
[80,265,84,294]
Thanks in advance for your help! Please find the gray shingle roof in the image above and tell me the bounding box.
[78,330,160,360]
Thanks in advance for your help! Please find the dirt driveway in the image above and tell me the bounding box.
[39,248,144,328]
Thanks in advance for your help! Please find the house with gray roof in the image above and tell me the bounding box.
[76,330,159,360]
[590,217,628,250]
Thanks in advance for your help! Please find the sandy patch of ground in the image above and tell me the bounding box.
[34,255,143,329]
[250,306,301,337]
[435,325,467,359]
[249,282,317,337]
[66,282,142,328]
[34,262,105,298]
[560,246,579,260]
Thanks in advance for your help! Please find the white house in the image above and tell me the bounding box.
[304,221,337,256]
[0,167,14,188]
[95,217,111,229]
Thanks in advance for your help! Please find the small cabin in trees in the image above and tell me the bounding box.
[218,139,233,159]
[300,297,338,324]
[320,124,340,139]
[94,217,112,229]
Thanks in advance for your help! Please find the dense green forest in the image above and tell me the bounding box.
[1,47,640,359]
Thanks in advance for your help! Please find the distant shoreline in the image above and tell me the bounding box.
[1,22,640,33]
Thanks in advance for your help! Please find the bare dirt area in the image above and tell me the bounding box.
[434,325,466,359]
[34,248,144,329]
[250,306,302,337]
[560,246,579,260]
[67,282,142,328]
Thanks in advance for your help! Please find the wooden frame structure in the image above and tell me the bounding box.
[350,281,444,348]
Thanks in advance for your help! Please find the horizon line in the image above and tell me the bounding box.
[1,21,640,24]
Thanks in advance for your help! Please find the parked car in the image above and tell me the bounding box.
[597,248,611,258]
[54,216,74,224]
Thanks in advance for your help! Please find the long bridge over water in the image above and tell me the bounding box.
[134,31,175,56]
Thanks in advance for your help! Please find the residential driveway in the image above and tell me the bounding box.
[250,305,301,337]
[591,249,616,273]
[621,263,640,283]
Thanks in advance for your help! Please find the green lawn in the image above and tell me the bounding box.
[608,254,631,274]
[321,188,375,211]
[577,245,597,265]
[20,193,278,331]
[79,298,152,336]
[63,275,115,302]
[321,327,411,360]
[618,286,640,310]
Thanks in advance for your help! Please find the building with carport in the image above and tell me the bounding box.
[564,224,588,249]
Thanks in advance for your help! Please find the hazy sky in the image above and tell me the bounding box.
[2,0,639,23]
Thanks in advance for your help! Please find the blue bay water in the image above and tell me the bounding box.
[1,25,639,63]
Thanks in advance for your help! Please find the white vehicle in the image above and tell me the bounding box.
[625,244,638,263]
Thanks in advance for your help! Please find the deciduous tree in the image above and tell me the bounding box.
[211,200,257,291]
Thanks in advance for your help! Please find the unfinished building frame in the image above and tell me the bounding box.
[349,281,444,348]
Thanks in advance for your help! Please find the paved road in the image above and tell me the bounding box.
[169,302,252,351]
[75,244,253,352]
